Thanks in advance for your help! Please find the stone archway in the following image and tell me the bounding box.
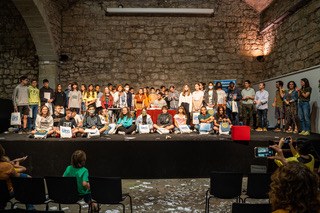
[11,0,59,86]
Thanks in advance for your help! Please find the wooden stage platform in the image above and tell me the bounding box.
[0,131,319,178]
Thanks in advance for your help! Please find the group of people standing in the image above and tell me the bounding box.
[12,75,313,137]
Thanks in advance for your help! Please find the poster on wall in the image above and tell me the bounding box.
[213,79,236,92]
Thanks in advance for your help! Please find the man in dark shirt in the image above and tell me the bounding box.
[56,108,84,137]
[83,105,107,134]
[40,79,55,106]
[153,106,174,133]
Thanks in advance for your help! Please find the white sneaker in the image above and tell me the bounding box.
[174,130,180,134]
[156,129,163,134]
[118,131,125,135]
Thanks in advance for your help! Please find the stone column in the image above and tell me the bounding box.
[38,61,59,87]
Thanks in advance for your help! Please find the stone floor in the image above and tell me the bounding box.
[12,178,269,213]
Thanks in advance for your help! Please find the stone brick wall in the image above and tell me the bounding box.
[0,0,38,99]
[260,0,320,80]
[60,0,263,90]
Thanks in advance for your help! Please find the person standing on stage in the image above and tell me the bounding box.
[40,79,55,116]
[84,84,97,108]
[241,80,255,128]
[54,84,67,114]
[254,82,269,131]
[283,81,299,133]
[179,84,193,125]
[28,79,40,130]
[68,82,82,114]
[215,81,227,108]
[226,82,242,125]
[124,84,133,110]
[12,75,29,133]
[297,78,312,136]
[167,85,179,110]
[203,81,217,109]
[272,81,285,132]
[192,83,204,112]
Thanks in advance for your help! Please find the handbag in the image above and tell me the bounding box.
[10,112,21,126]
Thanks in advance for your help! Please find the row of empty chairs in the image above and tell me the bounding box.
[205,172,271,213]
[0,177,132,213]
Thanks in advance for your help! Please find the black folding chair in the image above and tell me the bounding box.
[205,172,243,213]
[45,176,82,213]
[232,203,271,213]
[11,177,48,210]
[244,173,271,202]
[0,180,13,210]
[89,177,132,213]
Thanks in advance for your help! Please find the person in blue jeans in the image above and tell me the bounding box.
[297,78,312,136]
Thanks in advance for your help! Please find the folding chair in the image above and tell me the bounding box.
[0,180,13,210]
[232,203,271,213]
[244,173,271,202]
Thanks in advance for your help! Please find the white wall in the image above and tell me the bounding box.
[253,65,320,134]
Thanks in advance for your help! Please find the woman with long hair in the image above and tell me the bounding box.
[80,84,87,114]
[116,107,136,135]
[283,81,299,133]
[100,87,114,109]
[68,82,82,114]
[54,84,67,111]
[215,81,227,108]
[31,105,54,137]
[178,84,193,125]
[213,106,231,132]
[143,87,150,109]
[297,78,312,135]
[85,84,97,108]
[134,88,146,110]
[192,83,204,112]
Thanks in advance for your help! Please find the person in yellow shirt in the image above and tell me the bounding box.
[28,79,41,130]
[269,137,315,171]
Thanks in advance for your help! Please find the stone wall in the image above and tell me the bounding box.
[60,0,263,90]
[0,0,38,99]
[260,0,320,80]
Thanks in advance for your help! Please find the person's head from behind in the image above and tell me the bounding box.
[65,108,72,119]
[217,106,225,116]
[296,138,313,156]
[40,105,50,117]
[71,150,87,168]
[43,79,49,88]
[200,106,207,115]
[178,106,186,115]
[87,105,95,116]
[244,80,251,89]
[20,75,28,86]
[269,162,320,212]
[161,105,168,114]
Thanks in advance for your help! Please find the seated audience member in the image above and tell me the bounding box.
[30,105,54,137]
[56,108,84,137]
[0,145,30,210]
[195,106,214,132]
[116,107,136,135]
[213,106,232,132]
[153,106,174,133]
[269,162,320,213]
[136,108,153,133]
[3,155,28,174]
[174,106,188,134]
[98,108,116,135]
[269,137,315,171]
[152,93,167,109]
[83,105,107,135]
[63,150,98,211]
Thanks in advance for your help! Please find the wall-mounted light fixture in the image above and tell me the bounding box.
[105,8,214,16]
